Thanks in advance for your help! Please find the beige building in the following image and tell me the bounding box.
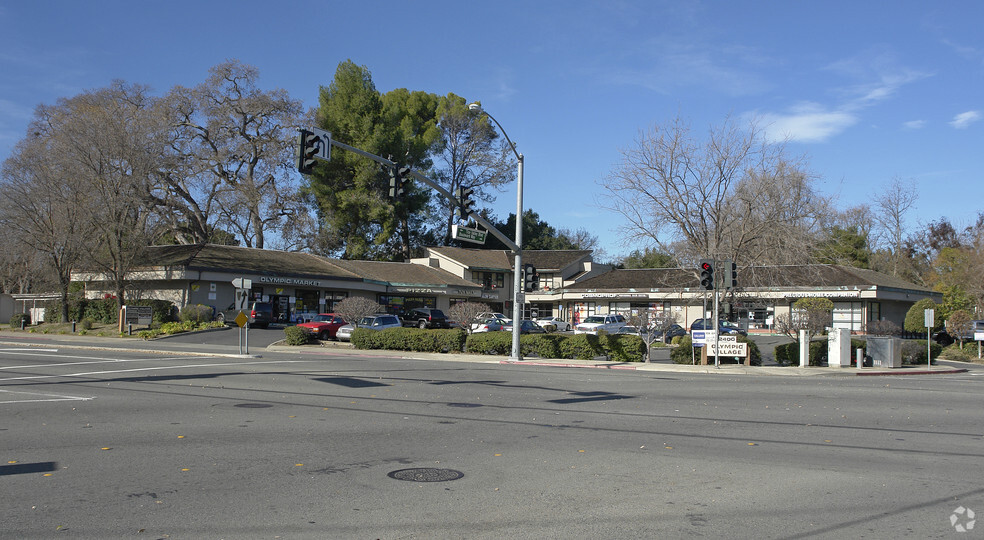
[72,244,941,331]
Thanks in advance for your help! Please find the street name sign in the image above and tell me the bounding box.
[452,224,488,245]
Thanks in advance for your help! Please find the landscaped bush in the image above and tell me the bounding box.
[180,304,214,325]
[464,331,513,355]
[79,318,94,331]
[283,325,312,346]
[352,327,467,353]
[599,333,648,362]
[347,329,650,362]
[9,313,31,327]
[900,339,940,365]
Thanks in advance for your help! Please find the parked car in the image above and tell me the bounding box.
[218,301,274,329]
[535,316,570,332]
[336,313,402,342]
[934,319,984,345]
[399,307,450,329]
[471,318,504,333]
[661,323,687,343]
[502,319,546,334]
[477,312,511,325]
[295,313,347,340]
[689,319,747,336]
[574,314,627,335]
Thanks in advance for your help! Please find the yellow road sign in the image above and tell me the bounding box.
[234,311,249,328]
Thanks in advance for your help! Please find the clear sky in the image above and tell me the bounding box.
[1,1,981,260]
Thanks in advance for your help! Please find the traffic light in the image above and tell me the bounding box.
[296,129,321,175]
[454,186,476,220]
[727,260,738,288]
[699,259,714,290]
[387,165,410,199]
[523,263,538,292]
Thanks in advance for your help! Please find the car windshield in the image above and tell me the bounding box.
[583,316,605,324]
[358,317,374,326]
[313,315,332,322]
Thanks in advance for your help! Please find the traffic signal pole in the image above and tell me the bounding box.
[296,127,524,360]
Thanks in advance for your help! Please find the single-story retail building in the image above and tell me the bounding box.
[71,244,942,332]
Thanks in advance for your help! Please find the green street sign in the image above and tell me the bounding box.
[452,224,487,245]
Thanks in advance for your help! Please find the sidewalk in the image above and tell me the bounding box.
[0,330,970,377]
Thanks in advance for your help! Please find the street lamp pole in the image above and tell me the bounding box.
[469,103,524,361]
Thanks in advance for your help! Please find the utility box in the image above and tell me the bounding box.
[827,328,852,367]
[867,336,902,368]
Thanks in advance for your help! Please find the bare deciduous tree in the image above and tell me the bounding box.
[873,176,918,277]
[1,133,88,320]
[433,95,513,244]
[447,301,491,334]
[334,296,383,327]
[601,115,829,276]
[168,60,304,249]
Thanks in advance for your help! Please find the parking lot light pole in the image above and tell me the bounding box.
[469,102,524,361]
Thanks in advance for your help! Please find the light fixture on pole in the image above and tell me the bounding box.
[469,102,524,361]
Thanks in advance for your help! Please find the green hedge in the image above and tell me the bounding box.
[352,327,467,353]
[348,330,650,362]
[670,335,762,366]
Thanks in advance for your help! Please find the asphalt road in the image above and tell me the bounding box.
[1,339,982,538]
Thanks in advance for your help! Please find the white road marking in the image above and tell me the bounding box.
[0,359,314,383]
[0,389,95,403]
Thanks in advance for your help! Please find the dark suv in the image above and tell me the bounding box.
[218,301,274,329]
[400,307,449,329]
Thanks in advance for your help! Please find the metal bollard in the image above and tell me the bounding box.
[856,348,863,369]
[72,321,76,333]
[20,318,26,330]
[127,323,132,336]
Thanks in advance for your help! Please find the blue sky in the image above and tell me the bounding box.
[1,1,981,260]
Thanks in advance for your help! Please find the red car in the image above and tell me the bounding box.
[296,313,347,340]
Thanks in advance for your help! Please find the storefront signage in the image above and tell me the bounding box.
[258,276,323,287]
[581,293,650,298]
[785,291,860,298]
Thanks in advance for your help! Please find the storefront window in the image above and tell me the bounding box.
[471,271,505,289]
[378,295,437,314]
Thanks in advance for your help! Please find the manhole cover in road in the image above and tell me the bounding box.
[387,468,464,482]
[234,403,273,408]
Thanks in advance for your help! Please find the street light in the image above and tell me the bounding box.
[469,102,525,361]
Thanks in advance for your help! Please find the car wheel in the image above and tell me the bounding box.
[418,320,427,329]
[319,330,329,340]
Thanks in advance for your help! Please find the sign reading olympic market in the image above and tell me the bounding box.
[258,276,323,287]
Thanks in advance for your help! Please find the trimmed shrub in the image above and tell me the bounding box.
[283,326,312,346]
[900,339,940,365]
[10,313,31,327]
[79,318,94,331]
[352,327,467,353]
[598,333,648,362]
[465,331,513,355]
[180,304,214,325]
[558,334,605,360]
